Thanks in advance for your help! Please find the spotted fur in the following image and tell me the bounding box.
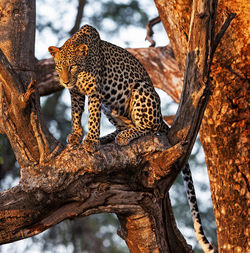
[49,24,168,152]
[182,164,218,253]
[49,25,217,252]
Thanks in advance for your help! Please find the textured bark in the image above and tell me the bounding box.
[0,0,59,166]
[155,0,249,251]
[199,1,249,251]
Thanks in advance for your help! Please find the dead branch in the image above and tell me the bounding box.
[145,16,161,47]
[70,0,87,36]
[0,134,180,245]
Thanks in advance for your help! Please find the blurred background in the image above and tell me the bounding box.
[0,0,217,252]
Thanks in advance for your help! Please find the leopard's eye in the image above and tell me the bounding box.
[55,65,62,72]
[69,65,78,72]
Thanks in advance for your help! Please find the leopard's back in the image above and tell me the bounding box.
[99,41,161,126]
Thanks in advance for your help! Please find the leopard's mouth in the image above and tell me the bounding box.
[60,80,74,89]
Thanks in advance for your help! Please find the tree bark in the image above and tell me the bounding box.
[0,0,233,252]
[155,0,249,251]
[0,0,60,166]
[199,1,249,251]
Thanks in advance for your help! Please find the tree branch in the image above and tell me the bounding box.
[145,16,161,47]
[70,0,87,36]
[0,134,185,245]
[0,49,61,166]
[35,58,63,96]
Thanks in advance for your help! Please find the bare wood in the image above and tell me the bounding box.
[0,50,61,166]
[0,0,36,84]
[145,16,161,47]
[0,134,178,245]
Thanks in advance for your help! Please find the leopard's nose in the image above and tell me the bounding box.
[61,67,69,84]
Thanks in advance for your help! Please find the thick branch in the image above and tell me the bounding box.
[0,50,61,166]
[153,0,234,199]
[0,0,36,72]
[0,134,186,246]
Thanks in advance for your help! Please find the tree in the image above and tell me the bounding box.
[0,1,245,253]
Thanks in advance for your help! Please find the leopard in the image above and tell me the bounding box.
[48,24,168,152]
[49,24,217,253]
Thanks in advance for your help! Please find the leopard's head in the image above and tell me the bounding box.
[48,42,88,89]
[49,25,101,89]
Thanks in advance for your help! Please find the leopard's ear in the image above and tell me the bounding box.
[75,44,88,56]
[48,46,60,58]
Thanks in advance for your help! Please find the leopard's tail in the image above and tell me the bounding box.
[182,164,218,253]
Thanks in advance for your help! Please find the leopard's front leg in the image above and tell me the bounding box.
[83,93,101,152]
[68,89,85,145]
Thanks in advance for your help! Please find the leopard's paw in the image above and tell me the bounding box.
[82,138,99,152]
[115,133,130,146]
[68,131,83,145]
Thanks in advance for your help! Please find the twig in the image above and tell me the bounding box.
[145,16,161,47]
[209,11,236,71]
[70,0,87,35]
[19,78,36,107]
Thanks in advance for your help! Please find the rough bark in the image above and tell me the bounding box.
[0,0,232,252]
[155,0,249,251]
[199,1,249,251]
[0,0,59,166]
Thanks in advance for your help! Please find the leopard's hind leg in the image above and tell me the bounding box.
[115,86,162,145]
[115,126,149,145]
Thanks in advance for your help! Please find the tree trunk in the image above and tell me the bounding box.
[199,1,249,251]
[155,0,249,251]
